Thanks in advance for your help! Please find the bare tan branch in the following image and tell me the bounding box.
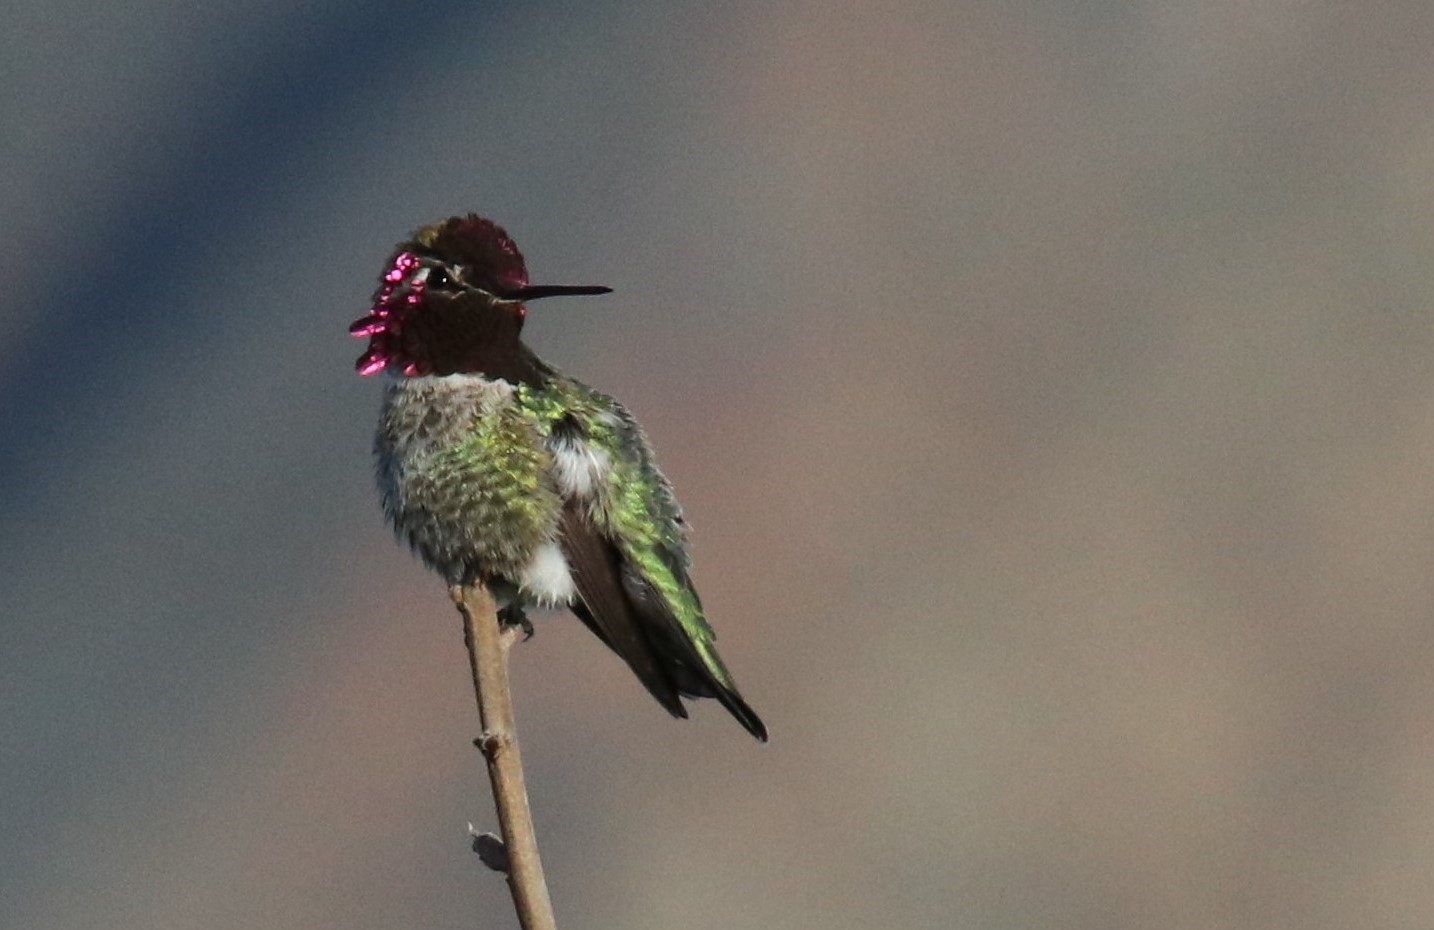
[450,584,557,930]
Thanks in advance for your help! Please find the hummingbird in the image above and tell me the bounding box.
[351,214,767,741]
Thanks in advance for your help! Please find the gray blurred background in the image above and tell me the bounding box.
[5,2,1434,928]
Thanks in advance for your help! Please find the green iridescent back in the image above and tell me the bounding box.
[520,377,740,694]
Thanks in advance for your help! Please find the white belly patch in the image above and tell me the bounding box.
[551,438,612,500]
[517,540,577,606]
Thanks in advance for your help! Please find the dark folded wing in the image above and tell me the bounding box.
[558,500,687,718]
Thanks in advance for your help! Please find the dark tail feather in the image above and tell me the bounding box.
[712,685,768,742]
[658,633,768,741]
[578,598,767,739]
[570,601,688,719]
[560,501,767,741]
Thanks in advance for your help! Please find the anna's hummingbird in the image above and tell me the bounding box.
[351,214,767,741]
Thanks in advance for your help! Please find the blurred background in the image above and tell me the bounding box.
[5,2,1434,928]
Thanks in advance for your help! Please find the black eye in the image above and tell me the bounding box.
[428,268,453,290]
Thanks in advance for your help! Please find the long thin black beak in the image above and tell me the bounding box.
[504,284,613,301]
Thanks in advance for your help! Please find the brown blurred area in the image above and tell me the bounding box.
[5,2,1434,928]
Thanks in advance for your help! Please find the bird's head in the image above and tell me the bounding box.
[350,214,611,378]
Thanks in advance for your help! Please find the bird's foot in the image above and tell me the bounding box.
[498,604,535,641]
